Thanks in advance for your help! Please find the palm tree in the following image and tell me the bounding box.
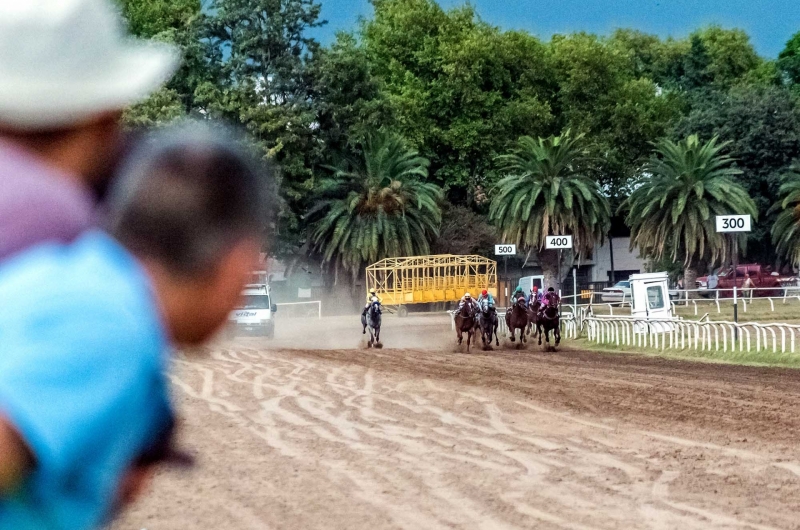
[771,162,800,266]
[489,131,611,290]
[623,135,757,295]
[308,132,443,281]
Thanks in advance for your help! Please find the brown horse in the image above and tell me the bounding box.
[536,298,561,350]
[505,297,528,347]
[454,302,479,352]
[526,298,540,338]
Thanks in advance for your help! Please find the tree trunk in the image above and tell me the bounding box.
[684,265,699,299]
[538,249,574,293]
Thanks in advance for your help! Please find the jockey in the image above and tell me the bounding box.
[458,292,480,314]
[511,285,526,305]
[529,285,544,308]
[476,289,494,313]
[362,288,382,316]
[539,287,560,318]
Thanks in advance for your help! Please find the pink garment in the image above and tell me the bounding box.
[0,140,93,261]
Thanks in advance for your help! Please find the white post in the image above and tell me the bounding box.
[572,266,577,316]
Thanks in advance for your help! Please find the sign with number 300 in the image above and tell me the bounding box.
[715,215,751,233]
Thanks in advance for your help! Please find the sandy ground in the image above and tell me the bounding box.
[113,314,800,529]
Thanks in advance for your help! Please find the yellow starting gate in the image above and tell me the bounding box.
[366,255,498,311]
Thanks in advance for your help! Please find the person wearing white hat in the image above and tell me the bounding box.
[0,0,178,527]
[0,0,178,261]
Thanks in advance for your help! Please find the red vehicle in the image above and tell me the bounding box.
[696,264,790,297]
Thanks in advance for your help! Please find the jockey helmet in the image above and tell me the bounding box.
[464,293,472,299]
[369,288,376,294]
[481,289,488,296]
[548,287,555,292]
[532,285,538,292]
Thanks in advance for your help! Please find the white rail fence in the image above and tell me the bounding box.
[585,315,800,354]
[562,285,800,317]
[448,308,578,340]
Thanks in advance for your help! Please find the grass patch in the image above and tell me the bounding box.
[571,336,800,369]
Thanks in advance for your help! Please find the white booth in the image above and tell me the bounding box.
[519,275,545,293]
[629,272,674,333]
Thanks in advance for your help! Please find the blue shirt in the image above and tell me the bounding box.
[0,231,172,530]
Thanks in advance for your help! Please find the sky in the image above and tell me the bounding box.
[313,0,800,58]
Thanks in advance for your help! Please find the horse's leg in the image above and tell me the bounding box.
[494,323,500,346]
[457,329,463,345]
[554,323,561,347]
[537,323,543,345]
[522,324,527,343]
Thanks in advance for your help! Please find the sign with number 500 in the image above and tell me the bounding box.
[494,244,516,256]
[545,235,573,249]
[715,215,751,233]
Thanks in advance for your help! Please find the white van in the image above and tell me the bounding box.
[227,284,277,338]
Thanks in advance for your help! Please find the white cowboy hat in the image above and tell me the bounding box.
[0,0,179,130]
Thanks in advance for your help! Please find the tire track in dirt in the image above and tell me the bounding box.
[115,318,800,529]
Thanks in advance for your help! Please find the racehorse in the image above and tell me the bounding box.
[479,305,500,350]
[454,302,479,352]
[361,300,382,348]
[526,298,540,338]
[536,297,561,350]
[505,297,529,346]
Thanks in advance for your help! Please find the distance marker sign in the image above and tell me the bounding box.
[715,215,751,233]
[494,244,516,256]
[545,235,573,249]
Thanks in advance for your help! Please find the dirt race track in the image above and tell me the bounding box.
[114,314,800,529]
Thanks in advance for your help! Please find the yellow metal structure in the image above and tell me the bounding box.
[366,255,498,306]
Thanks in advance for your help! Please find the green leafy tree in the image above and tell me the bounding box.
[672,85,800,263]
[550,32,682,199]
[309,33,393,155]
[778,32,800,88]
[624,135,757,295]
[308,132,443,281]
[195,0,326,254]
[771,163,800,266]
[489,131,611,289]
[432,204,497,257]
[362,0,555,195]
[117,0,203,124]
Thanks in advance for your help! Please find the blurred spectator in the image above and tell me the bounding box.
[0,0,177,261]
[0,124,270,529]
[742,274,755,300]
[707,269,719,291]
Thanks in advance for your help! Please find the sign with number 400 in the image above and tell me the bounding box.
[545,235,573,249]
[715,215,751,233]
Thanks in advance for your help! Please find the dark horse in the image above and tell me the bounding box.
[526,298,540,338]
[454,302,479,352]
[361,300,382,348]
[536,297,561,350]
[479,305,500,350]
[505,297,528,346]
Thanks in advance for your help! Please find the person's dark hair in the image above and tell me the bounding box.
[106,123,270,275]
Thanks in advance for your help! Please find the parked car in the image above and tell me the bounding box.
[696,265,784,297]
[601,281,631,303]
